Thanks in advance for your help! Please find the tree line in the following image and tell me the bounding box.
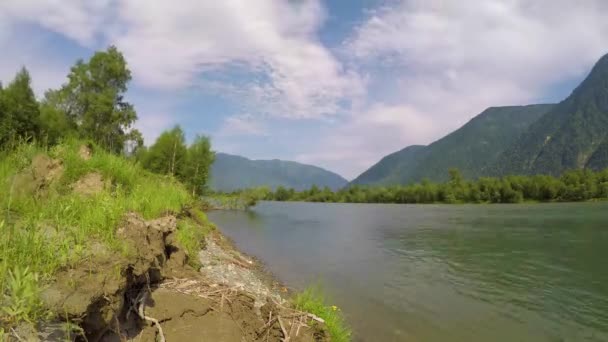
[0,46,214,195]
[265,168,608,204]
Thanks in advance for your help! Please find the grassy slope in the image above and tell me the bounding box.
[0,140,351,341]
[0,140,193,323]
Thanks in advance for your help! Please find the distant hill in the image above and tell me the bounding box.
[351,104,553,185]
[493,53,608,175]
[210,153,348,191]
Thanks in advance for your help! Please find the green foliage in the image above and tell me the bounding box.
[495,53,608,176]
[203,187,271,210]
[176,218,213,268]
[210,153,347,192]
[0,68,40,149]
[1,266,43,324]
[140,127,214,195]
[48,46,140,153]
[183,135,214,196]
[352,104,553,186]
[268,168,608,204]
[0,141,193,323]
[293,286,351,342]
[141,126,187,176]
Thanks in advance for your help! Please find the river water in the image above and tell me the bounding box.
[208,202,608,341]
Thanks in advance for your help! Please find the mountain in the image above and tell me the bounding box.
[351,104,553,185]
[494,53,608,175]
[210,153,348,191]
[351,145,427,185]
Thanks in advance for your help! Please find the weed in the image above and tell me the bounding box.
[175,218,213,268]
[1,267,43,324]
[293,285,351,342]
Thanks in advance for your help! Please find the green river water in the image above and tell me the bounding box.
[208,202,608,341]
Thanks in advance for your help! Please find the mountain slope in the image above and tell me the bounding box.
[210,153,348,191]
[494,53,608,175]
[351,104,553,185]
[350,145,427,185]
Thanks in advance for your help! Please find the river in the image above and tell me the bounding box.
[208,201,608,341]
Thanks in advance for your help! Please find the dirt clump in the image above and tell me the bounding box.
[12,154,63,198]
[78,144,93,160]
[72,172,108,196]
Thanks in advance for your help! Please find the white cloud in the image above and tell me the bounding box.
[109,0,364,119]
[0,0,113,46]
[3,0,608,178]
[1,0,364,120]
[313,0,608,177]
[296,104,438,179]
[217,115,267,137]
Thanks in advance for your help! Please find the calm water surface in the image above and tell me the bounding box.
[208,202,608,341]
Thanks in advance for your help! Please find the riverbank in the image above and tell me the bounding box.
[0,142,334,341]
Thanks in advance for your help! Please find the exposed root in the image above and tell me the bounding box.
[132,289,166,342]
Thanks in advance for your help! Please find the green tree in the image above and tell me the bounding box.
[38,89,77,146]
[143,126,187,177]
[0,68,40,148]
[183,135,214,196]
[53,46,140,153]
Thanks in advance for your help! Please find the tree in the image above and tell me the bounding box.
[38,89,77,146]
[53,46,140,153]
[143,126,187,177]
[183,135,214,196]
[0,68,40,148]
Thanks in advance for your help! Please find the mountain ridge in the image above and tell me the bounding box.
[351,104,553,185]
[210,152,348,191]
[493,53,608,176]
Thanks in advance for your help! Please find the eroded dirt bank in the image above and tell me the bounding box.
[17,211,327,342]
[3,145,329,342]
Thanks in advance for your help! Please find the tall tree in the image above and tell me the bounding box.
[143,126,187,177]
[38,89,77,146]
[0,68,40,148]
[183,135,214,195]
[54,46,140,153]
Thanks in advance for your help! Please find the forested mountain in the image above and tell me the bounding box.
[494,53,608,175]
[210,153,348,191]
[351,104,553,185]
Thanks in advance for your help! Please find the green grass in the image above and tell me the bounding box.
[176,217,214,268]
[294,286,351,342]
[0,140,194,324]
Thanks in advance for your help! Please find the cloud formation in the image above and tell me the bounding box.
[318,0,608,177]
[2,0,608,179]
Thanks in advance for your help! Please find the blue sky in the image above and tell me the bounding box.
[1,0,607,179]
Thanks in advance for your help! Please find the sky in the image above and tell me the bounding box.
[1,0,608,179]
